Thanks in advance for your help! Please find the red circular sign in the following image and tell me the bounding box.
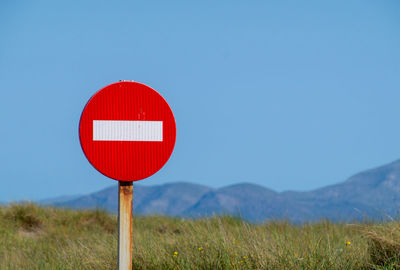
[79,81,176,181]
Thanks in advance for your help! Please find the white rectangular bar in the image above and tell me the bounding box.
[93,120,163,141]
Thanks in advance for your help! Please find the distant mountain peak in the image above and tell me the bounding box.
[346,159,400,185]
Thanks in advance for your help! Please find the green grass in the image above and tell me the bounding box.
[0,203,399,269]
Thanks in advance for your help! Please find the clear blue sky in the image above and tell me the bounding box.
[1,0,399,201]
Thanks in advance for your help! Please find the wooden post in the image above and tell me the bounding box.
[118,181,133,270]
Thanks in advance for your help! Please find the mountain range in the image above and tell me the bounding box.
[40,159,400,223]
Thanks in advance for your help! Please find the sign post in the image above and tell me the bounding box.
[118,181,133,269]
[79,81,176,270]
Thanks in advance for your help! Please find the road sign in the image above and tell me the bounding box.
[79,81,176,270]
[79,81,176,181]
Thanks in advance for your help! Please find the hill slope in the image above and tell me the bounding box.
[54,182,213,216]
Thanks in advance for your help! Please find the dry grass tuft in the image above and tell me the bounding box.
[4,203,43,231]
[365,223,400,268]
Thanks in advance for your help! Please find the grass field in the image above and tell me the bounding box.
[0,204,399,269]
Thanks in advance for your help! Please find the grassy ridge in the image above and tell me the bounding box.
[0,204,399,269]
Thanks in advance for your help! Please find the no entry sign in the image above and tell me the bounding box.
[79,81,176,181]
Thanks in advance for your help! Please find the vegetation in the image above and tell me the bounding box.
[0,203,399,269]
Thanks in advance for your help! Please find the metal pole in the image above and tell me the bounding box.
[118,181,133,270]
